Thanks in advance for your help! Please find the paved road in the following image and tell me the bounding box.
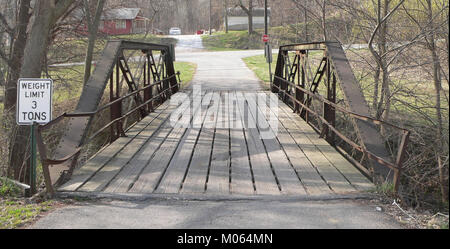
[31,35,401,229]
[32,197,400,229]
[173,34,265,91]
[178,50,264,91]
[168,34,205,52]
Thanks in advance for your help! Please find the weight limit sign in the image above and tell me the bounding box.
[16,78,53,125]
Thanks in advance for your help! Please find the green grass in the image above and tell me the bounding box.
[0,199,56,229]
[48,65,85,104]
[0,178,22,197]
[242,54,276,90]
[174,61,197,88]
[202,31,264,51]
[0,178,57,229]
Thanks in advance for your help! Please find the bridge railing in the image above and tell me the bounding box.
[272,41,410,193]
[272,76,409,191]
[34,40,181,195]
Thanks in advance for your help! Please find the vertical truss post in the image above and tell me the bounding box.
[281,51,289,102]
[113,58,124,140]
[143,50,152,113]
[272,50,285,93]
[323,58,336,145]
[143,53,147,109]
[299,51,306,119]
[294,53,300,113]
[148,52,153,111]
[109,73,116,143]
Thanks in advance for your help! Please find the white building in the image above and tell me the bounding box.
[226,7,271,31]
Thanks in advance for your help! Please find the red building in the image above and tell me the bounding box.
[98,8,148,35]
[75,8,149,35]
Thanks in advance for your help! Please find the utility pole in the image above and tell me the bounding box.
[209,0,212,35]
[264,0,268,36]
[264,0,273,89]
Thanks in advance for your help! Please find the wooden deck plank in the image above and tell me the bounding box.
[103,92,200,193]
[260,92,333,195]
[129,92,205,193]
[275,98,358,194]
[313,144,373,191]
[235,92,280,195]
[180,92,221,194]
[77,91,196,192]
[229,92,254,195]
[206,92,231,194]
[272,95,373,191]
[243,92,306,195]
[58,95,176,192]
[155,91,213,193]
[104,120,174,193]
[61,90,371,196]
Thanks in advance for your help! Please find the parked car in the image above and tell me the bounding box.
[169,27,181,35]
[196,30,204,35]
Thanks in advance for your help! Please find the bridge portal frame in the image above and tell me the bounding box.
[35,40,179,195]
[272,41,410,192]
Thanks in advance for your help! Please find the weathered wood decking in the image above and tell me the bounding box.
[59,90,373,196]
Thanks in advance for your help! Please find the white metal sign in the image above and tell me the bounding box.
[16,78,53,125]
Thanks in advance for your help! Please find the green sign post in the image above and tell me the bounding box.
[29,123,37,195]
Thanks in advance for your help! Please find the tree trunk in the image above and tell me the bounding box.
[426,0,447,203]
[321,0,327,41]
[4,0,32,180]
[83,0,106,85]
[238,0,253,35]
[8,0,75,182]
[224,0,228,33]
[248,0,253,34]
[372,64,380,110]
[3,0,31,114]
[375,0,390,126]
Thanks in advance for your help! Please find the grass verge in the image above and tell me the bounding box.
[0,198,57,229]
[0,178,59,229]
[242,54,276,90]
[202,31,264,51]
[174,61,197,88]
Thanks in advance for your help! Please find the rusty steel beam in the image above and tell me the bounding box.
[279,42,327,51]
[324,42,393,181]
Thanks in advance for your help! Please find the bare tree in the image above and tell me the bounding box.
[8,0,77,182]
[291,0,329,41]
[224,0,229,33]
[236,0,254,34]
[367,0,405,134]
[83,0,106,84]
[402,0,449,203]
[1,0,32,114]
